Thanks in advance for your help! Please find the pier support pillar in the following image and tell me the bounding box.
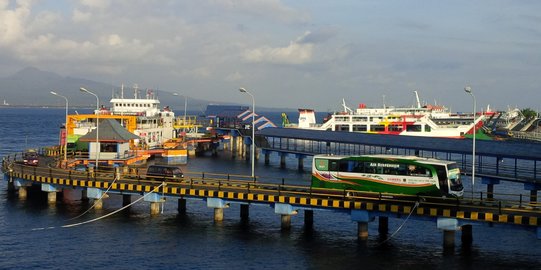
[357,222,369,240]
[443,230,455,248]
[18,186,28,200]
[530,190,538,203]
[47,192,57,204]
[94,198,103,210]
[143,192,165,215]
[304,210,314,229]
[214,208,224,222]
[461,225,473,246]
[255,148,259,160]
[275,203,298,230]
[122,194,131,207]
[351,210,375,240]
[437,218,459,249]
[42,184,58,204]
[150,202,160,215]
[178,198,186,214]
[7,181,15,192]
[231,136,236,159]
[378,216,389,235]
[524,183,541,203]
[281,215,292,230]
[240,204,249,220]
[296,154,305,171]
[280,154,287,169]
[264,152,270,165]
[81,189,89,201]
[482,177,500,200]
[207,198,228,222]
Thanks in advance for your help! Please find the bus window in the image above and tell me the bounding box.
[408,165,432,177]
[314,158,329,171]
[329,160,339,171]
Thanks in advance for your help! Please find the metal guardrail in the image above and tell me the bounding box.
[3,154,541,218]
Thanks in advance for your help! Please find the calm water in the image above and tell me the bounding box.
[1,107,540,270]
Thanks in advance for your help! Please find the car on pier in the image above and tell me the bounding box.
[145,165,184,181]
[22,149,39,166]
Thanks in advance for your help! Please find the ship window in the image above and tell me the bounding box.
[352,117,367,122]
[389,125,403,132]
[370,125,385,132]
[425,125,431,132]
[335,116,349,121]
[335,124,349,131]
[406,125,422,132]
[352,125,367,132]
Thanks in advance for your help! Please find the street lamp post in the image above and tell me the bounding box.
[464,86,476,195]
[173,93,188,133]
[80,87,100,170]
[239,87,255,179]
[50,91,68,165]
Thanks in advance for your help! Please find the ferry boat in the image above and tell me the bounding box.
[291,91,484,139]
[70,84,176,149]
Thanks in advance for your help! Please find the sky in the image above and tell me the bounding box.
[0,0,540,112]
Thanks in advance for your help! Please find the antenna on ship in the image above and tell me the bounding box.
[121,83,124,99]
[341,98,352,114]
[133,83,139,99]
[414,90,421,109]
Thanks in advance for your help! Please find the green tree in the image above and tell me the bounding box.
[521,108,538,119]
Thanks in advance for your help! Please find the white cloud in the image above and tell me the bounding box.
[72,8,90,22]
[225,71,243,82]
[242,32,314,65]
[0,0,32,45]
[208,0,309,23]
[80,0,110,9]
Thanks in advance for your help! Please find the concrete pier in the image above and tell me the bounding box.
[240,204,249,220]
[280,154,286,169]
[178,198,186,214]
[281,214,291,230]
[150,202,160,215]
[264,152,270,165]
[297,156,304,171]
[357,222,369,240]
[378,216,389,235]
[122,194,131,207]
[461,225,473,246]
[482,177,500,200]
[443,230,455,248]
[47,192,57,204]
[214,208,224,222]
[18,186,27,200]
[304,210,313,229]
[81,189,89,201]
[94,198,103,210]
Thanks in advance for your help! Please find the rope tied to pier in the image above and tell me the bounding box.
[32,182,166,230]
[378,201,420,245]
[65,172,121,221]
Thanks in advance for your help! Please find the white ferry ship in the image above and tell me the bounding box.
[71,84,176,149]
[291,91,485,139]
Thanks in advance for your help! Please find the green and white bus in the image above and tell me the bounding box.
[312,154,464,197]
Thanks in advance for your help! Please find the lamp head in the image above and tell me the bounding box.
[239,87,247,93]
[464,86,472,93]
[50,91,58,95]
[80,87,88,93]
[173,92,179,96]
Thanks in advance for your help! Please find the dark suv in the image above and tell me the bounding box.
[23,150,39,166]
[146,165,184,181]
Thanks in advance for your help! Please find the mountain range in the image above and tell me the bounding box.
[0,67,289,112]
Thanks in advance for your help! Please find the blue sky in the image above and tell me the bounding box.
[1,0,540,112]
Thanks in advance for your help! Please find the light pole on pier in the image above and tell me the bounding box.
[50,91,68,165]
[239,87,255,179]
[80,87,100,170]
[464,86,476,195]
[173,93,188,133]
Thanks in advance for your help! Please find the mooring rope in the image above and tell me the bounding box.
[32,182,165,230]
[378,201,420,245]
[65,172,120,221]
